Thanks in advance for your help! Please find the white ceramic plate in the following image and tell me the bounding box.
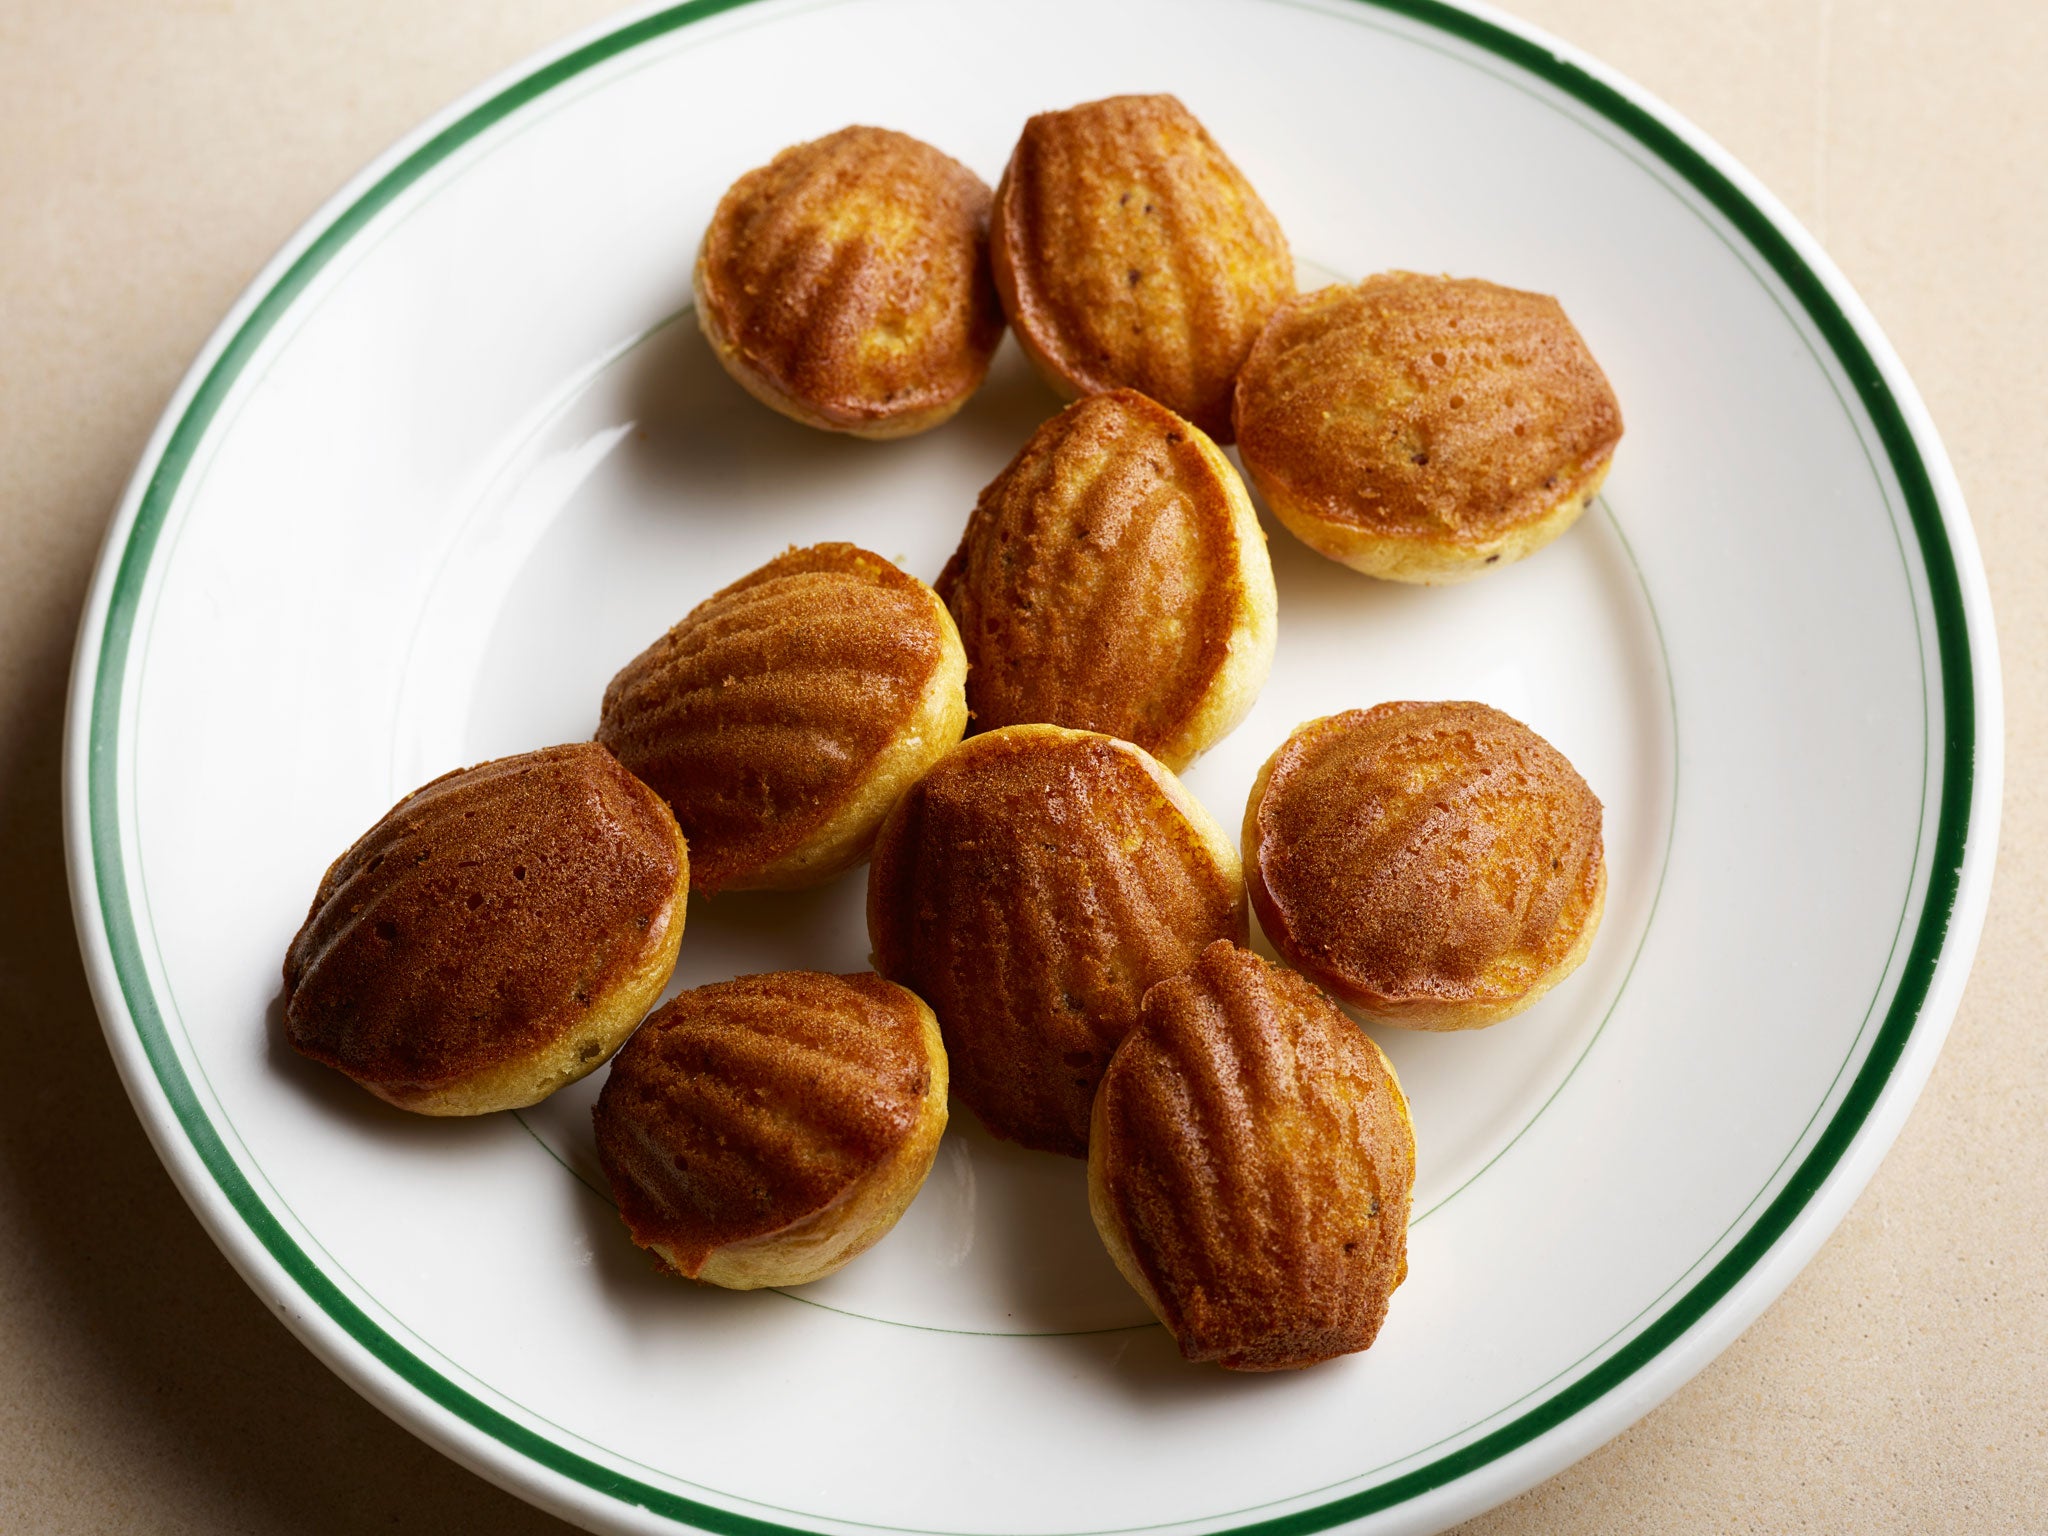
[64,1,2001,1532]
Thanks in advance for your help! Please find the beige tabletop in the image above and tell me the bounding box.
[2,1,2042,1530]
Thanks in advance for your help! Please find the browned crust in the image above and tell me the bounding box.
[1245,702,1605,1025]
[694,126,1004,437]
[1089,940,1414,1370]
[596,543,965,895]
[282,743,687,1105]
[1233,272,1623,559]
[990,94,1293,442]
[866,725,1246,1156]
[592,971,939,1276]
[936,388,1274,768]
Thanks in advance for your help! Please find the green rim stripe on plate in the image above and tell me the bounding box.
[84,0,1974,1531]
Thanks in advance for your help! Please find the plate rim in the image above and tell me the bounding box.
[60,0,2006,1533]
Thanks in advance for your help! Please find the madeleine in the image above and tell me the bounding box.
[595,971,948,1289]
[1234,273,1623,581]
[597,543,968,894]
[695,126,1005,438]
[937,388,1275,771]
[1244,702,1605,1028]
[867,725,1245,1155]
[282,743,687,1115]
[1090,941,1415,1370]
[991,94,1293,441]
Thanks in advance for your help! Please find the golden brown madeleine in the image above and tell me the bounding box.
[867,724,1245,1155]
[1089,941,1415,1370]
[990,94,1293,441]
[282,744,687,1115]
[1234,273,1624,582]
[937,389,1276,771]
[1245,702,1606,1029]
[594,971,948,1289]
[694,126,1004,438]
[598,543,968,895]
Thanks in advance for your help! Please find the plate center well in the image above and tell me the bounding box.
[396,310,1673,1336]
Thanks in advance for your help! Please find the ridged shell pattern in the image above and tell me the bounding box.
[593,971,935,1276]
[282,743,683,1093]
[697,126,1003,427]
[937,389,1253,760]
[1234,273,1623,542]
[1251,702,1604,1006]
[1094,941,1412,1371]
[994,94,1293,441]
[597,543,950,894]
[868,728,1245,1156]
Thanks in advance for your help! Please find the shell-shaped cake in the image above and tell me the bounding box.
[695,125,1005,438]
[936,388,1276,772]
[1089,941,1415,1371]
[597,543,968,895]
[1245,702,1606,1028]
[282,743,688,1115]
[990,94,1293,442]
[867,724,1246,1156]
[1234,272,1624,582]
[593,971,948,1289]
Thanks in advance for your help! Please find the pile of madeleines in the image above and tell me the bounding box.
[281,95,1620,1373]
